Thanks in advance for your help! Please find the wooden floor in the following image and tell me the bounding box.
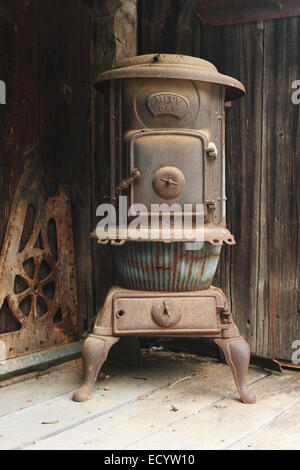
[0,350,299,450]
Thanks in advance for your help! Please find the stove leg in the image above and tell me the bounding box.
[214,336,256,404]
[73,335,119,402]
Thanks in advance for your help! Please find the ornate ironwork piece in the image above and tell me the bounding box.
[0,170,78,360]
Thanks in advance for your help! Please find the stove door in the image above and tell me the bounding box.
[126,130,210,218]
[113,292,221,336]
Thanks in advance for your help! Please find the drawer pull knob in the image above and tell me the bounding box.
[151,300,181,328]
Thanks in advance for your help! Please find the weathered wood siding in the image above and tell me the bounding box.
[39,0,92,334]
[0,0,40,334]
[140,0,300,361]
[88,0,138,319]
[0,0,137,338]
[0,0,92,335]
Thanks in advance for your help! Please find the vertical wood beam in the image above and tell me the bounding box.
[86,0,138,315]
[39,0,91,334]
[0,0,40,334]
[262,17,300,359]
[139,0,201,55]
[202,22,264,355]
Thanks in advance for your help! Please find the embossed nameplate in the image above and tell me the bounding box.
[148,92,189,119]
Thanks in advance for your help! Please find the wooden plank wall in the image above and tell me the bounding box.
[0,0,137,338]
[0,0,92,335]
[88,0,138,319]
[139,0,300,361]
[0,0,40,334]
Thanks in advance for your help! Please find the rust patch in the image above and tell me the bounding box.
[0,170,78,360]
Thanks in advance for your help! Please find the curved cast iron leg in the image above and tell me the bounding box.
[73,335,119,402]
[214,336,256,404]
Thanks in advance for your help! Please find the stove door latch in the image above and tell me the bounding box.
[206,142,218,160]
[205,199,217,222]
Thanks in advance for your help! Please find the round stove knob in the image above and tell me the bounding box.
[152,166,185,199]
[151,299,182,328]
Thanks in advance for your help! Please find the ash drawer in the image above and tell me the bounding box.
[113,293,221,336]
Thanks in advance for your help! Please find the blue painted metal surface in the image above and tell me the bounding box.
[112,242,221,291]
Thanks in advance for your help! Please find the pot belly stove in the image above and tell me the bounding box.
[73,54,256,405]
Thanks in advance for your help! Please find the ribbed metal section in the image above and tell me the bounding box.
[112,242,221,292]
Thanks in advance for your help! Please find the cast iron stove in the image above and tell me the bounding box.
[73,54,256,405]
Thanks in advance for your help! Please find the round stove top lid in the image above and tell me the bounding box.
[94,53,245,101]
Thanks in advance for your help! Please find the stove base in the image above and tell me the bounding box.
[73,286,256,404]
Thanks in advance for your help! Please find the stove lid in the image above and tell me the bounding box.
[94,53,245,101]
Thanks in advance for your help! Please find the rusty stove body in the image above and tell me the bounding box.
[73,54,256,404]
